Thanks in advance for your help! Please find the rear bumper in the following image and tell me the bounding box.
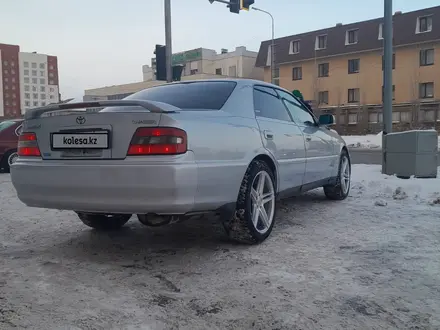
[10,153,198,214]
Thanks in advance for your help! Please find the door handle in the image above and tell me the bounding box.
[305,136,312,142]
[263,130,274,140]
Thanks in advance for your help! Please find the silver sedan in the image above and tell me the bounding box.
[11,79,351,244]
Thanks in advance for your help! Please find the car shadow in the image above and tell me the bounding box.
[39,189,340,267]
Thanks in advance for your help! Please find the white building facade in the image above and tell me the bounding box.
[18,52,60,113]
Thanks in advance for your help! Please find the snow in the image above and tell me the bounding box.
[343,131,440,149]
[0,166,440,329]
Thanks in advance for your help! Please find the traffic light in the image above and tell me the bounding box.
[154,44,166,81]
[240,0,254,10]
[228,0,239,14]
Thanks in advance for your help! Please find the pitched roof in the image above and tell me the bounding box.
[255,5,440,67]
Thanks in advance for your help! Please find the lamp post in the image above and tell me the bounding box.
[252,7,275,84]
[382,0,393,174]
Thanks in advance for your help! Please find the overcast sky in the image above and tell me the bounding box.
[1,0,438,99]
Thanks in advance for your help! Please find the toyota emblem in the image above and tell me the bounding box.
[76,116,86,125]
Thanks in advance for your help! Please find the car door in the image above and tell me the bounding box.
[276,90,337,184]
[253,86,306,193]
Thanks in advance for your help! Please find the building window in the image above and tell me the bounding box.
[3,60,8,66]
[420,49,434,66]
[401,111,411,122]
[41,102,46,106]
[348,88,360,103]
[49,72,54,78]
[33,101,38,107]
[348,59,360,74]
[40,78,46,84]
[4,77,8,83]
[40,71,45,77]
[49,65,54,70]
[289,40,300,54]
[215,68,222,75]
[41,94,46,99]
[49,80,54,85]
[292,67,302,80]
[11,77,15,83]
[346,29,359,45]
[50,95,54,99]
[318,91,329,104]
[11,69,15,74]
[32,78,37,85]
[32,70,37,76]
[39,63,45,69]
[4,85,8,90]
[273,67,280,78]
[419,82,434,98]
[25,93,30,99]
[315,35,327,50]
[348,113,358,124]
[417,16,433,33]
[32,86,37,92]
[24,85,30,92]
[24,62,29,68]
[33,93,39,99]
[12,93,16,99]
[382,53,396,70]
[40,86,46,92]
[382,85,395,101]
[24,69,29,76]
[228,65,237,77]
[50,87,54,92]
[25,101,30,107]
[318,63,329,77]
[24,77,30,83]
[11,85,15,90]
[368,112,379,123]
[31,63,37,69]
[11,62,15,67]
[422,110,435,121]
[4,69,8,75]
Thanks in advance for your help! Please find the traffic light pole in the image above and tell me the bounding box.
[382,0,393,174]
[164,0,172,83]
[252,7,275,85]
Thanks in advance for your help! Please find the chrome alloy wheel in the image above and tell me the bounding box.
[250,171,276,234]
[340,155,351,195]
[7,152,18,166]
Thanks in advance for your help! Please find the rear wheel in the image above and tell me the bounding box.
[324,149,351,200]
[1,150,18,173]
[223,160,277,244]
[76,212,132,230]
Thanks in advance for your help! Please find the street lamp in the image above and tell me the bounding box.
[252,7,275,85]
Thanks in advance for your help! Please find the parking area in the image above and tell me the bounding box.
[0,165,439,329]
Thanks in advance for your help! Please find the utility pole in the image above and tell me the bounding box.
[164,0,172,83]
[252,7,275,84]
[382,0,393,174]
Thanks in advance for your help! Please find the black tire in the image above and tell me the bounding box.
[324,149,351,200]
[1,150,18,173]
[223,160,277,244]
[76,212,132,230]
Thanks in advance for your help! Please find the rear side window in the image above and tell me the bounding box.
[0,121,17,132]
[253,86,292,122]
[126,81,237,110]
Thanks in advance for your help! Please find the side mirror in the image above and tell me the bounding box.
[318,114,335,126]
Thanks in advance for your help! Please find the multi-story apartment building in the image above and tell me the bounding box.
[255,6,440,134]
[85,46,263,101]
[0,43,60,119]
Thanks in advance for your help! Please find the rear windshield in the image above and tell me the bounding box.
[0,121,16,132]
[125,81,237,110]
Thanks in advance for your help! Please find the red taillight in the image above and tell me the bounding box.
[18,132,41,157]
[127,127,187,156]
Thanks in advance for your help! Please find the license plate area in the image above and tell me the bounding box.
[51,131,110,150]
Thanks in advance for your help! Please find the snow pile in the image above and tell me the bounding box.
[342,132,383,149]
[351,164,440,207]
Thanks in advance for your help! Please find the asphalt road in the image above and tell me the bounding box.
[349,148,440,165]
